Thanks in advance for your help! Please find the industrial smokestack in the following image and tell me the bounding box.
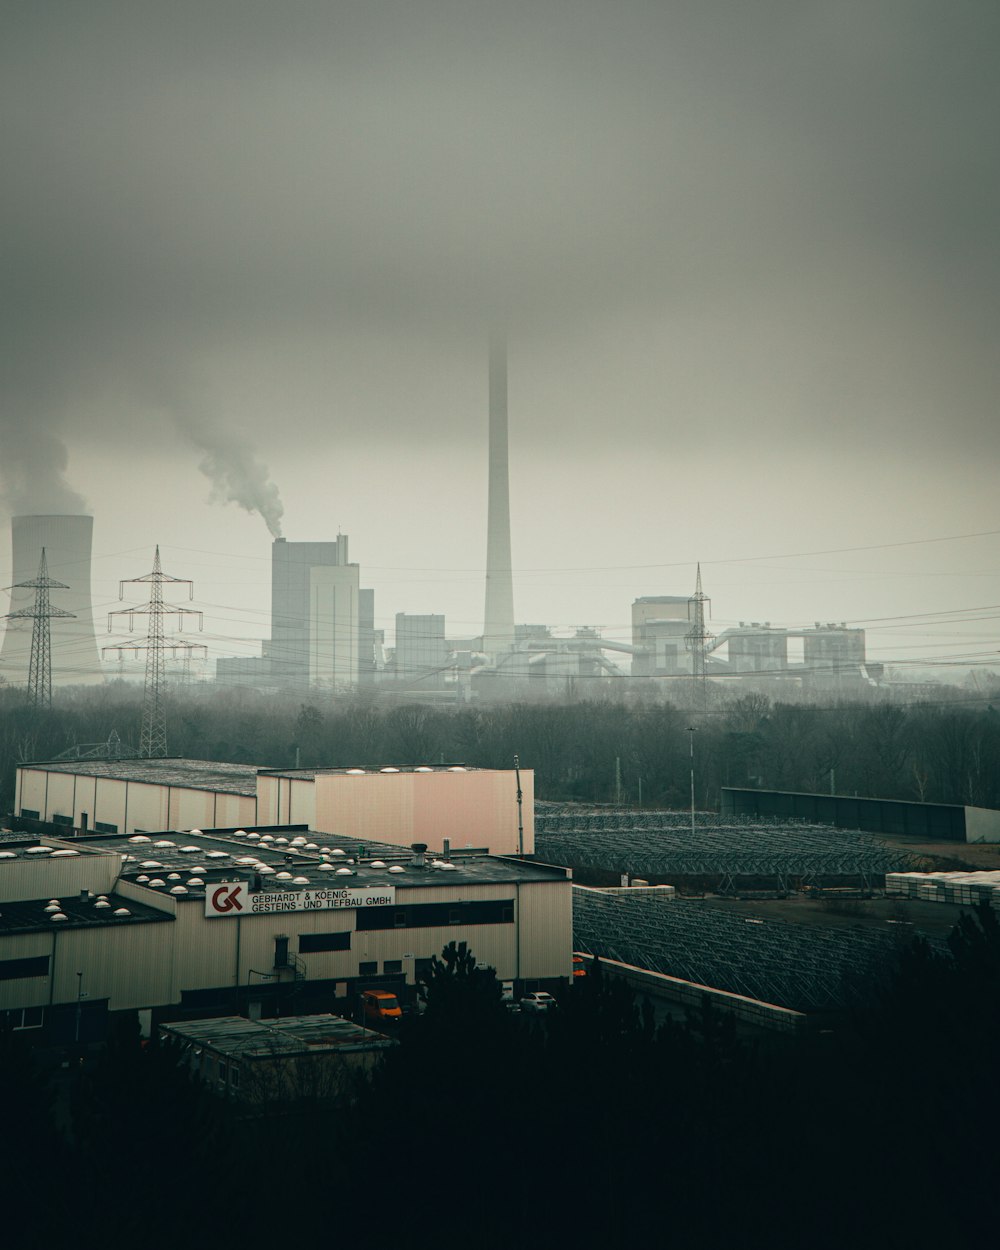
[0,515,104,688]
[483,332,515,658]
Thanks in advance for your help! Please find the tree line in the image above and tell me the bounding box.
[2,679,999,815]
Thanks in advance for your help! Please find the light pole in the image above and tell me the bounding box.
[686,727,698,836]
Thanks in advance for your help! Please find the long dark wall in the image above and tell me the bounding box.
[722,788,968,840]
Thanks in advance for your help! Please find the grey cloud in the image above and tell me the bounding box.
[1,0,998,509]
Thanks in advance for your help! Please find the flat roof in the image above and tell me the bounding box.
[257,764,489,779]
[75,828,569,901]
[160,1014,395,1057]
[0,834,111,862]
[0,890,173,936]
[18,758,261,796]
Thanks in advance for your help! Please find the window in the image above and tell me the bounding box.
[358,961,377,976]
[0,955,50,982]
[274,936,289,968]
[52,813,73,826]
[218,1061,227,1083]
[94,821,118,834]
[299,931,351,954]
[230,1066,240,1090]
[448,909,460,925]
[502,905,514,923]
[383,960,402,974]
[394,911,407,928]
[4,1006,44,1030]
[20,808,39,820]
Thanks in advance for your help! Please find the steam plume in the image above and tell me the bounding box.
[194,432,285,538]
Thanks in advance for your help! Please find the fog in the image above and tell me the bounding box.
[1,3,997,669]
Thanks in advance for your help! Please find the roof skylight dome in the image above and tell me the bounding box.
[388,865,405,874]
[50,913,68,922]
[346,768,365,775]
[276,871,293,880]
[335,867,353,875]
[129,835,151,844]
[114,908,131,917]
[169,885,188,895]
[292,876,309,885]
[154,840,176,848]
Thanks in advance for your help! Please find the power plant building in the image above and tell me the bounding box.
[0,514,105,688]
[217,534,376,693]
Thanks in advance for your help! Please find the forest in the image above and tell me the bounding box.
[2,679,999,815]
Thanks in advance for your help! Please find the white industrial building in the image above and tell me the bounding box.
[15,759,535,855]
[0,826,570,1047]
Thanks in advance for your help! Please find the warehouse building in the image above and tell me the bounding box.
[0,824,569,1047]
[15,759,534,855]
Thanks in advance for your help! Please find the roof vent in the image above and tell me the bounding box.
[410,843,428,867]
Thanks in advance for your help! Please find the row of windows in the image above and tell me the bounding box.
[0,955,50,982]
[51,813,74,826]
[355,900,514,932]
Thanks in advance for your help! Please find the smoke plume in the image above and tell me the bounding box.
[194,433,285,538]
[0,424,88,517]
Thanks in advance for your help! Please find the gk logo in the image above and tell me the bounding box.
[211,885,244,913]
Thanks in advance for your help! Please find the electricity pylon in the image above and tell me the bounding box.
[104,546,205,757]
[3,548,76,709]
[685,563,714,693]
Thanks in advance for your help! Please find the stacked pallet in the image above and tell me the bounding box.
[885,870,1000,907]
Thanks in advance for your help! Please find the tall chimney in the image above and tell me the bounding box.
[0,515,104,688]
[483,332,515,657]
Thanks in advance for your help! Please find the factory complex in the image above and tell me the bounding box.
[0,819,570,1050]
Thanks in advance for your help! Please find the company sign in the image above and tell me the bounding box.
[205,883,396,918]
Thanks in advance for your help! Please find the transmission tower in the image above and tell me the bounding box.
[685,563,714,687]
[104,546,205,758]
[3,548,76,709]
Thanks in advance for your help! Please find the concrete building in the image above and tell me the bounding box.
[631,596,693,678]
[727,624,789,675]
[0,514,105,688]
[0,827,571,1047]
[802,623,866,688]
[394,613,447,683]
[216,534,376,693]
[15,760,536,855]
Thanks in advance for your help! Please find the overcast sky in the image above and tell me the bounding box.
[2,2,997,678]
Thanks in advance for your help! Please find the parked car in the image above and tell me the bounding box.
[520,991,557,1013]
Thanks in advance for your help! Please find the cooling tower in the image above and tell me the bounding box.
[483,333,515,657]
[0,515,105,688]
